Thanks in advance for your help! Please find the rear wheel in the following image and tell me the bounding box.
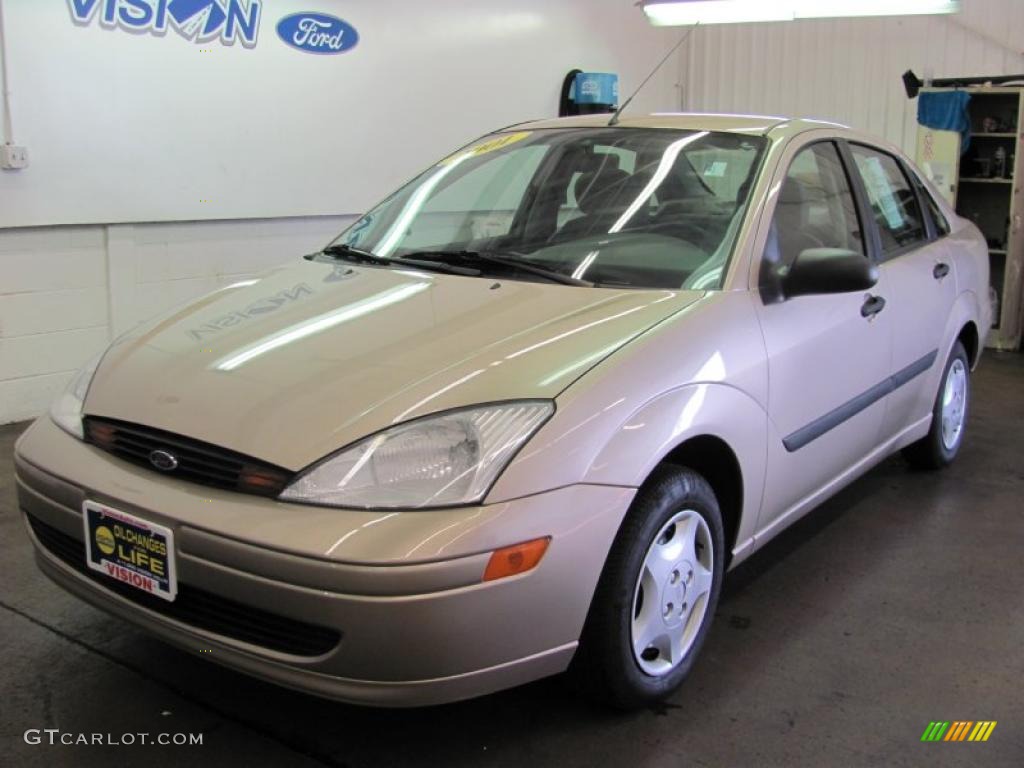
[574,465,724,709]
[903,341,970,470]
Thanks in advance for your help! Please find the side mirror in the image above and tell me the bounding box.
[782,248,878,299]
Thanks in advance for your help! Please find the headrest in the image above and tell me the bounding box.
[779,176,811,206]
[575,166,631,215]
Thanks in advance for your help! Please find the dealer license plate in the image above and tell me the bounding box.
[83,501,177,602]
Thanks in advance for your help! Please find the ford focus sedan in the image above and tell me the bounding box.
[15,113,991,708]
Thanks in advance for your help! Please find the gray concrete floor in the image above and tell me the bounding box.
[2,353,1022,768]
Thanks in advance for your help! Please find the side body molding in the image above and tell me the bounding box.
[782,349,938,453]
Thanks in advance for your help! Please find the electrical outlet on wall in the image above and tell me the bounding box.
[1,145,29,170]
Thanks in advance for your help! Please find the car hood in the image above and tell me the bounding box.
[84,260,702,470]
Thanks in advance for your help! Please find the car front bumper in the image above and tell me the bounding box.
[15,416,635,707]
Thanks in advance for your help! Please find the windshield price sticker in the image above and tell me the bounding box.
[439,132,532,166]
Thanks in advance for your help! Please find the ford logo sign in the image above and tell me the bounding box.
[149,449,179,472]
[276,13,358,55]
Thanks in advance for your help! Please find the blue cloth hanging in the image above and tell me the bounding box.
[917,91,972,153]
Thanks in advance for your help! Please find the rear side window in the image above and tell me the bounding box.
[850,145,928,255]
[915,175,951,236]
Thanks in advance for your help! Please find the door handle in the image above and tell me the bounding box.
[933,262,950,280]
[861,294,886,318]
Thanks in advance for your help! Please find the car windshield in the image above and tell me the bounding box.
[327,128,767,290]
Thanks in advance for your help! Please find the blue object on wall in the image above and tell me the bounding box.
[917,91,972,153]
[571,72,619,107]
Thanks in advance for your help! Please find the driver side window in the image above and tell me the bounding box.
[767,142,866,273]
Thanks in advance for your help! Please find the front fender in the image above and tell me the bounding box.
[487,291,768,562]
[583,383,768,559]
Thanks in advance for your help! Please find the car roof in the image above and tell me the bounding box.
[517,113,848,138]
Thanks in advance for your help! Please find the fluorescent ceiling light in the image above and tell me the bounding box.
[645,1,789,24]
[643,0,960,25]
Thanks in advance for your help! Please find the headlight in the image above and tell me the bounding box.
[280,401,553,509]
[49,352,104,439]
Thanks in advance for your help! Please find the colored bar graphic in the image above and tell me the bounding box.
[947,721,972,741]
[921,721,950,741]
[922,721,996,742]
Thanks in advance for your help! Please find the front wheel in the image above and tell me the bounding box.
[573,465,724,709]
[903,340,970,470]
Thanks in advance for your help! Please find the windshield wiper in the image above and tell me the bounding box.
[316,244,591,285]
[317,243,391,264]
[315,244,481,277]
[401,249,594,287]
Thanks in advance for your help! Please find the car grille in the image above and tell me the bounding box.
[83,417,293,498]
[27,513,341,658]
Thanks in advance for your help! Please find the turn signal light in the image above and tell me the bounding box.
[87,421,118,449]
[238,464,292,496]
[483,537,550,582]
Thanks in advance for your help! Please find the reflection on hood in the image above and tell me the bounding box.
[85,260,703,469]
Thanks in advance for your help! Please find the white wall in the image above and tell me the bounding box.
[0,0,680,227]
[680,0,1024,154]
[0,216,351,422]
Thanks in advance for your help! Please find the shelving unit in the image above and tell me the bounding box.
[960,177,1013,184]
[916,86,1024,351]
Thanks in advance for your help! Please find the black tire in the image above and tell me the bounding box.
[573,464,724,709]
[902,341,970,470]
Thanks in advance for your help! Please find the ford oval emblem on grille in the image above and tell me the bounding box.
[149,449,179,472]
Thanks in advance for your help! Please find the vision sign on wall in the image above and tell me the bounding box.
[67,0,264,47]
[65,1,360,53]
